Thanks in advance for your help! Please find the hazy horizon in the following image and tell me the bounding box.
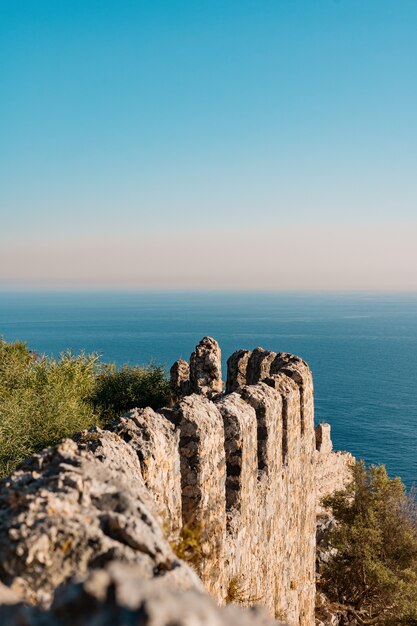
[2,1,417,290]
[1,223,417,291]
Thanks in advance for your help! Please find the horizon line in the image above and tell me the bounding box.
[1,288,417,295]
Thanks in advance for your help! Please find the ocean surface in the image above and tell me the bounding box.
[1,291,416,487]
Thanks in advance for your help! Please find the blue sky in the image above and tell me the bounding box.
[1,0,416,288]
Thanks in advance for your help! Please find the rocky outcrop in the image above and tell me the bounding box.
[0,563,285,626]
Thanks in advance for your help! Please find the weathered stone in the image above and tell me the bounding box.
[239,382,283,473]
[0,431,200,606]
[173,394,227,600]
[246,348,277,385]
[315,423,332,454]
[315,424,354,515]
[170,359,190,400]
[263,373,300,464]
[0,581,21,605]
[220,384,284,616]
[226,349,251,393]
[0,337,355,626]
[216,393,258,514]
[270,353,314,437]
[108,408,182,543]
[190,336,223,396]
[316,514,338,571]
[0,562,286,626]
[54,562,285,626]
[257,372,316,625]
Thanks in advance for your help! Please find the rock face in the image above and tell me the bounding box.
[0,336,353,626]
[0,563,285,626]
[0,431,200,606]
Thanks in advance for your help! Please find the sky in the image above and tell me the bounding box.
[1,0,416,290]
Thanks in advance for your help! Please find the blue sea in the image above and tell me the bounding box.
[1,291,416,487]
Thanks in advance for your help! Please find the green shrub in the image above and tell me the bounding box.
[0,339,171,478]
[91,364,171,419]
[0,339,101,477]
[321,461,417,625]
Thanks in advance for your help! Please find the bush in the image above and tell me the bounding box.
[91,364,172,419]
[0,339,171,478]
[321,462,417,625]
[0,339,101,477]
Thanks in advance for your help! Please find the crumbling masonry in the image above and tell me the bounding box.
[113,337,352,626]
[0,337,353,626]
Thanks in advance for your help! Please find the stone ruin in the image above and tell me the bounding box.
[0,337,353,626]
[167,339,317,624]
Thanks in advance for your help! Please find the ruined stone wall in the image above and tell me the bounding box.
[0,431,284,626]
[117,337,318,626]
[0,336,353,626]
[314,423,354,515]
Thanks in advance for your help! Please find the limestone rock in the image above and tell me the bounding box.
[0,563,286,626]
[173,394,227,599]
[170,359,190,400]
[0,431,200,606]
[246,348,277,385]
[270,354,314,439]
[315,424,354,515]
[0,581,21,605]
[190,336,223,396]
[226,350,251,393]
[316,514,338,572]
[108,408,182,543]
[315,424,332,454]
[0,337,354,626]
[216,393,257,512]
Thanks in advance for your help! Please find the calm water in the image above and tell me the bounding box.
[1,291,416,486]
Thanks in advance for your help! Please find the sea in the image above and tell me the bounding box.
[0,290,416,487]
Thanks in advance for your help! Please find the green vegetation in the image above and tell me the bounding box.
[225,576,248,604]
[225,576,262,606]
[170,524,203,566]
[92,363,171,420]
[0,338,171,478]
[321,462,417,625]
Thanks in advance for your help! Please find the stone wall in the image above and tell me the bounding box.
[0,563,285,626]
[0,432,201,606]
[315,423,354,515]
[127,338,319,626]
[0,336,353,626]
[167,340,352,625]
